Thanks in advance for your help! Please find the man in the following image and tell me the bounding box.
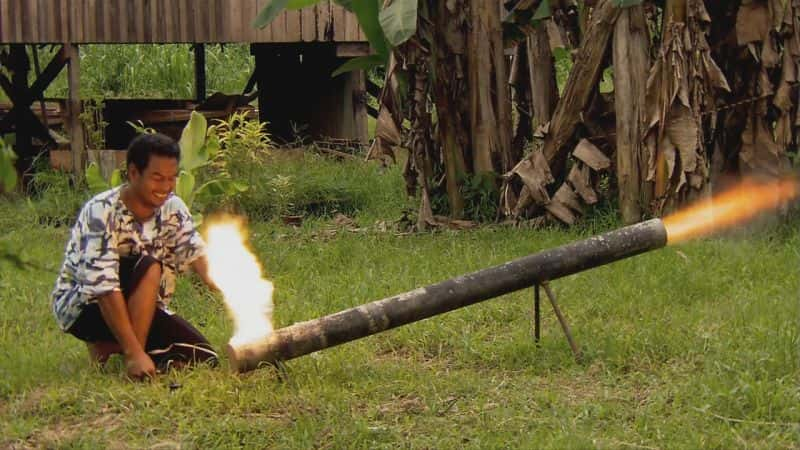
[52,133,218,380]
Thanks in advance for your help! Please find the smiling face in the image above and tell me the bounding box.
[127,154,179,209]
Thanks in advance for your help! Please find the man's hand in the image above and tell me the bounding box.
[98,290,155,380]
[125,350,156,380]
[191,255,220,292]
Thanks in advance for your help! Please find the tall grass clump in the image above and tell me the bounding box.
[23,161,88,228]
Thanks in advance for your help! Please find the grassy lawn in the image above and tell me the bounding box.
[0,154,798,448]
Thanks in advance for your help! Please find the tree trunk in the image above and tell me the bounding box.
[528,23,558,131]
[467,0,511,175]
[613,6,649,224]
[643,0,729,215]
[653,0,688,201]
[510,43,532,160]
[542,0,620,174]
[506,0,620,217]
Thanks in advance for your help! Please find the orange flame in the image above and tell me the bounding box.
[663,177,799,244]
[203,216,274,348]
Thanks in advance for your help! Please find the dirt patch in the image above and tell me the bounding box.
[10,406,123,449]
[10,387,49,417]
[376,394,428,417]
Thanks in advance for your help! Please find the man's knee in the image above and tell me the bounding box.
[142,260,162,281]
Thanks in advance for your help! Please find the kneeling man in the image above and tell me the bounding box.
[52,133,218,380]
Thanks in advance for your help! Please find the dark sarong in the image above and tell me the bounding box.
[67,254,217,370]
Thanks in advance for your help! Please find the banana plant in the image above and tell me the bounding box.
[253,0,418,76]
[85,162,123,194]
[177,111,248,225]
[0,137,17,192]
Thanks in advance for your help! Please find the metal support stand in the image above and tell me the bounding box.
[533,281,582,363]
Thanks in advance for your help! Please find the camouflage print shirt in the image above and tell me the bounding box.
[51,185,206,331]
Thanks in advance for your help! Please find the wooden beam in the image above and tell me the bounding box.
[194,44,206,102]
[0,73,17,104]
[367,103,378,118]
[335,42,371,57]
[65,43,85,179]
[365,78,381,99]
[242,67,257,96]
[28,45,68,101]
[10,45,32,185]
[351,69,367,143]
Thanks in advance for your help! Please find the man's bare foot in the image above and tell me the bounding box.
[87,341,122,365]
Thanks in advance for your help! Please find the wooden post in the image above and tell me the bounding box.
[254,44,304,142]
[65,43,85,179]
[350,69,368,143]
[253,43,369,144]
[9,45,32,185]
[613,6,649,224]
[194,44,206,103]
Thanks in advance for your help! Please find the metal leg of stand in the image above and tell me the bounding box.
[541,281,582,363]
[534,283,541,344]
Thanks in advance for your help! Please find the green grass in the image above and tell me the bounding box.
[1,156,799,448]
[0,44,254,101]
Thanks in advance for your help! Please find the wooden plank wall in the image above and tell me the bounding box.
[0,0,366,43]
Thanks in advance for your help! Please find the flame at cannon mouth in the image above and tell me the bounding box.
[663,177,799,244]
[204,216,274,348]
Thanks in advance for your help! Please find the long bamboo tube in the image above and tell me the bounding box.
[228,219,667,372]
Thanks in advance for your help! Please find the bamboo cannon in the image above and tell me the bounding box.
[227,219,668,372]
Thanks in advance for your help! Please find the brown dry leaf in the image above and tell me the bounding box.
[762,35,781,67]
[776,114,794,146]
[546,19,567,51]
[663,137,678,188]
[737,0,771,45]
[376,107,402,146]
[740,112,789,176]
[417,188,436,231]
[572,138,611,171]
[774,43,797,111]
[758,67,775,94]
[533,121,550,138]
[665,105,699,173]
[703,54,731,92]
[544,199,577,225]
[770,0,790,29]
[513,185,533,217]
[333,213,356,228]
[553,183,583,213]
[567,163,598,204]
[511,148,554,205]
[501,182,518,216]
[645,133,658,182]
[447,219,479,230]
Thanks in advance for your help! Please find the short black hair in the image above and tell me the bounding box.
[126,133,180,173]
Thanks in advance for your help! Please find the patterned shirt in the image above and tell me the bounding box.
[51,185,206,331]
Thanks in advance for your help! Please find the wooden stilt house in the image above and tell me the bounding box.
[0,0,370,179]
